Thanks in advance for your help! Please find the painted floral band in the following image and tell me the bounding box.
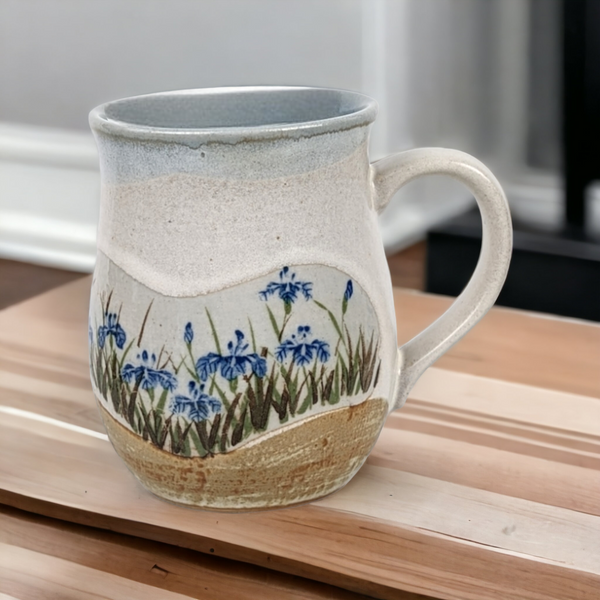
[90,267,381,458]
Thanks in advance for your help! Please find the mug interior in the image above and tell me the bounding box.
[90,87,377,141]
[104,87,372,129]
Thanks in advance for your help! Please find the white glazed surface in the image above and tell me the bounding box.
[372,148,512,407]
[88,87,513,509]
[91,86,512,445]
[95,133,400,418]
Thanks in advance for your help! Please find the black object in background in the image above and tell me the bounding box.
[426,0,600,322]
[427,209,600,322]
[563,0,600,229]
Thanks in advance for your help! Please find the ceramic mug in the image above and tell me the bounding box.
[88,86,512,510]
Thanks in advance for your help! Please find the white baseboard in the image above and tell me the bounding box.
[0,212,97,271]
[0,122,99,272]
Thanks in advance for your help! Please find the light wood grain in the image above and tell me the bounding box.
[1,376,599,599]
[1,544,193,600]
[0,505,377,600]
[1,277,599,600]
[396,289,600,398]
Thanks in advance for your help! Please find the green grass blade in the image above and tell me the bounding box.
[188,427,207,457]
[297,388,312,414]
[156,388,169,415]
[314,300,345,343]
[136,300,154,348]
[248,317,257,352]
[205,308,222,354]
[182,434,192,457]
[332,363,340,404]
[118,339,136,370]
[212,380,231,411]
[184,363,199,382]
[266,305,281,340]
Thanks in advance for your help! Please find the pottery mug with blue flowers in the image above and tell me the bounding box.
[88,87,512,510]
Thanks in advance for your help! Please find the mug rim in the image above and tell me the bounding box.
[89,86,378,144]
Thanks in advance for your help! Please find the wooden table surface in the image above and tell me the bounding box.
[0,277,599,600]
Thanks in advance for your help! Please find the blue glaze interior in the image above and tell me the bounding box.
[103,87,373,130]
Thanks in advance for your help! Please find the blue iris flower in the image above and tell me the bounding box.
[259,266,312,303]
[184,322,194,344]
[342,279,353,315]
[121,350,178,391]
[344,280,353,302]
[97,313,126,349]
[275,326,330,367]
[196,330,267,381]
[170,381,221,422]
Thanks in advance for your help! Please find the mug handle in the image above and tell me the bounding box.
[371,148,513,410]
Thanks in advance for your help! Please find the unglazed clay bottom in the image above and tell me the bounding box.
[98,397,387,510]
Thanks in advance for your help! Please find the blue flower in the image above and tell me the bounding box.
[196,330,267,381]
[121,350,177,391]
[275,326,330,367]
[342,280,353,315]
[170,381,221,422]
[184,322,194,344]
[97,313,126,349]
[259,267,312,304]
[344,280,353,302]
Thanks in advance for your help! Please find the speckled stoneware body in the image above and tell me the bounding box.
[89,87,512,510]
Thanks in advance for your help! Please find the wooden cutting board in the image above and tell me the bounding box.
[0,277,599,600]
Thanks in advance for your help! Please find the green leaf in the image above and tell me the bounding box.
[171,421,180,448]
[205,308,222,354]
[266,305,280,340]
[134,406,142,434]
[332,363,340,404]
[212,380,231,411]
[138,403,158,446]
[156,388,169,415]
[248,318,257,353]
[182,433,192,457]
[189,427,207,457]
[184,363,199,382]
[232,407,248,445]
[297,390,312,414]
[118,339,136,370]
[186,343,197,372]
[314,300,344,341]
[243,407,253,438]
[280,312,292,340]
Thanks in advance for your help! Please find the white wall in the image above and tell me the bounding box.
[1,0,559,270]
[0,0,365,130]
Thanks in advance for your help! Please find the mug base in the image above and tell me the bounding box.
[97,398,388,511]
